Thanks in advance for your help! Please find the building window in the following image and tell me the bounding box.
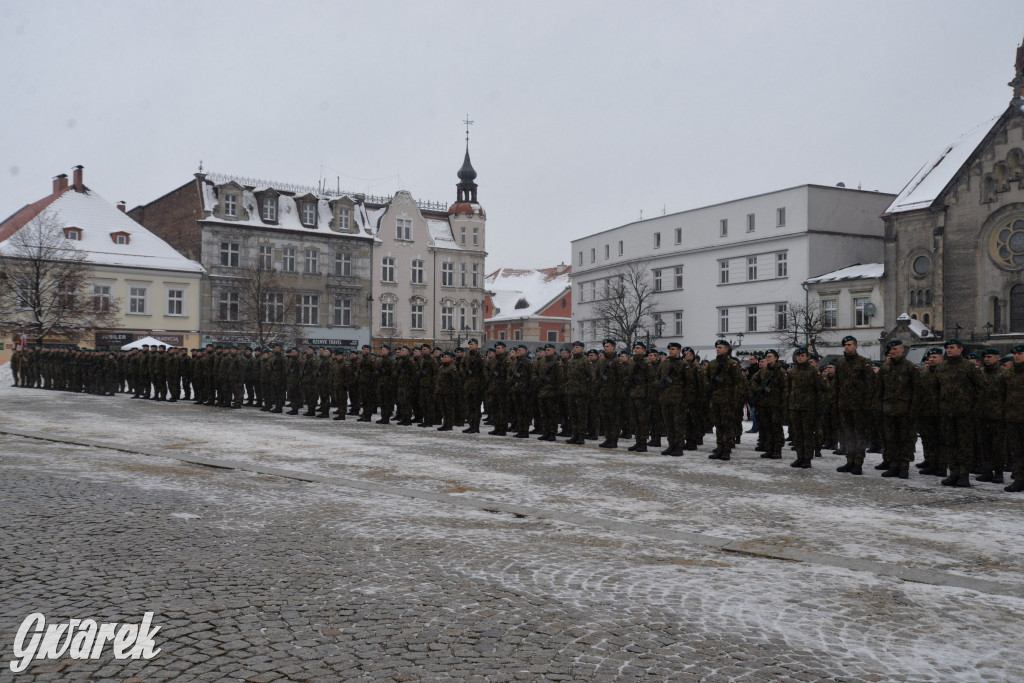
[473,227,479,246]
[498,331,506,340]
[441,306,454,331]
[471,306,478,330]
[220,242,239,267]
[747,256,758,281]
[775,303,787,330]
[460,262,467,287]
[513,329,522,340]
[459,307,467,330]
[65,228,81,241]
[297,294,319,325]
[396,218,412,240]
[543,330,556,342]
[719,260,729,284]
[604,244,610,260]
[442,262,454,287]
[167,289,184,316]
[674,266,683,290]
[822,299,837,328]
[305,249,318,274]
[333,297,351,326]
[776,207,786,227]
[262,197,277,222]
[381,257,396,283]
[854,297,871,327]
[472,263,479,287]
[719,219,728,237]
[261,291,284,323]
[674,227,682,244]
[380,302,395,328]
[259,245,273,270]
[618,240,623,256]
[673,311,684,336]
[411,259,425,284]
[590,248,596,263]
[411,304,424,329]
[578,251,583,266]
[776,252,788,278]
[719,308,729,333]
[128,286,148,315]
[114,234,128,245]
[92,284,111,312]
[460,226,467,245]
[654,232,661,249]
[282,247,296,272]
[653,269,663,292]
[224,193,238,218]
[335,251,351,276]
[301,202,316,226]
[746,213,755,232]
[747,306,758,332]
[218,291,239,321]
[338,207,350,230]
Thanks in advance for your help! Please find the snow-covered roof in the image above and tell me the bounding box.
[0,188,204,273]
[486,267,572,322]
[884,115,999,215]
[894,313,936,340]
[426,217,461,249]
[804,263,883,285]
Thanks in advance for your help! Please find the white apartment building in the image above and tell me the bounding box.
[570,184,896,357]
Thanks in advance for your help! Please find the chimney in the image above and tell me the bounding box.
[72,165,84,192]
[53,173,68,195]
[117,201,126,213]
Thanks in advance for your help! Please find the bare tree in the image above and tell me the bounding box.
[771,301,834,353]
[0,211,120,344]
[214,262,300,348]
[591,261,657,347]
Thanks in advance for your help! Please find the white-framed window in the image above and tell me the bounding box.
[128,286,149,315]
[338,207,350,230]
[498,331,506,340]
[578,283,586,303]
[297,294,319,325]
[472,227,479,246]
[513,329,522,341]
[776,207,786,227]
[442,262,454,287]
[224,193,238,218]
[746,213,755,232]
[282,247,296,272]
[262,197,277,221]
[411,259,425,284]
[653,269,663,292]
[258,245,273,269]
[380,301,395,328]
[776,252,788,277]
[261,291,284,323]
[854,297,871,327]
[471,306,478,330]
[673,311,684,336]
[460,226,466,245]
[220,242,239,267]
[92,284,112,312]
[333,297,351,326]
[590,248,596,263]
[471,263,479,287]
[218,291,239,321]
[718,308,729,333]
[167,288,184,316]
[441,306,454,331]
[822,299,837,329]
[673,266,683,290]
[747,306,758,332]
[747,256,758,281]
[674,227,682,244]
[381,257,396,283]
[411,303,424,329]
[65,228,81,241]
[396,218,412,240]
[578,251,583,266]
[720,218,728,237]
[301,202,316,226]
[335,251,352,276]
[719,260,729,284]
[460,262,467,287]
[604,244,610,260]
[618,240,623,256]
[654,232,662,249]
[775,303,788,330]
[459,306,467,330]
[305,248,318,274]
[545,330,556,342]
[114,234,128,245]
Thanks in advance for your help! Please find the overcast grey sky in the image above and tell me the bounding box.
[3,1,1024,269]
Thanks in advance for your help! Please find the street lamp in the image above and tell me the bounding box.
[735,331,744,349]
[983,322,993,340]
[953,323,962,339]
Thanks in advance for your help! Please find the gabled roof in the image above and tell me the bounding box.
[804,263,883,285]
[485,266,572,322]
[0,187,204,273]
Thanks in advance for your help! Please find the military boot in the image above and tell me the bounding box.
[661,446,675,455]
[789,457,804,468]
[648,437,661,448]
[850,462,863,475]
[599,440,617,449]
[1004,480,1024,492]
[718,449,731,461]
[874,461,891,471]
[955,472,971,487]
[881,465,902,477]
[941,473,960,486]
[992,471,1005,484]
[898,463,910,479]
[976,470,995,482]
[836,459,853,473]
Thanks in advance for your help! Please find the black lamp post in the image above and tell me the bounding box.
[953,323,962,339]
[984,322,993,340]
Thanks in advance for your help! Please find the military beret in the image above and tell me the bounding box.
[362,344,371,350]
[442,350,455,358]
[1002,355,1013,364]
[681,346,694,354]
[633,341,647,350]
[714,339,731,348]
[872,361,883,367]
[886,339,904,349]
[667,342,682,350]
[765,349,779,358]
[967,352,980,360]
[587,349,599,355]
[467,338,478,344]
[826,360,837,367]
[380,344,390,350]
[982,347,1001,356]
[542,343,554,350]
[421,344,432,350]
[1013,344,1024,353]
[560,347,572,354]
[602,338,617,346]
[841,335,857,345]
[810,352,821,361]
[518,344,529,351]
[455,347,465,352]
[494,341,506,348]
[927,346,945,357]
[572,340,585,348]
[794,346,809,355]
[944,338,964,347]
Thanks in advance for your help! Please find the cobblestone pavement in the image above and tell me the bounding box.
[1,380,1023,681]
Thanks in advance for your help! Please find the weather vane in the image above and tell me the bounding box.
[463,114,474,145]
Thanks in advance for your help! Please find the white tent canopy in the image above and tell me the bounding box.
[121,336,172,351]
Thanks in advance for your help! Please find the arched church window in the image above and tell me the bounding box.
[925,289,932,305]
[923,313,930,325]
[909,291,916,307]
[983,175,998,203]
[1011,284,1024,333]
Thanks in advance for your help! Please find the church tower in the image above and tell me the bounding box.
[448,118,486,253]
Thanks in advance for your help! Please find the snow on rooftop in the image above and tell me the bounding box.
[486,267,571,321]
[0,189,204,273]
[884,115,998,215]
[804,263,883,284]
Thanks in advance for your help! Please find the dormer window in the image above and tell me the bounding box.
[110,231,131,245]
[338,207,350,230]
[224,193,238,218]
[301,201,316,226]
[262,196,278,222]
[63,227,82,241]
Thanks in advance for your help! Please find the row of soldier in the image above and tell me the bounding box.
[9,335,1024,492]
